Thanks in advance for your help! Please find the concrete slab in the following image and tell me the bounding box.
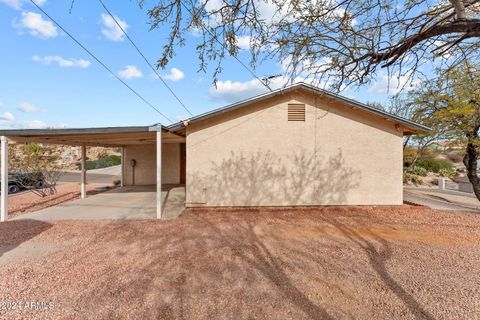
[404,188,480,213]
[13,185,185,221]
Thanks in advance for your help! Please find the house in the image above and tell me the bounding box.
[0,83,428,221]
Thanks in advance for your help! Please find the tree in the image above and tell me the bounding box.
[409,62,480,200]
[388,93,448,168]
[9,143,67,197]
[140,0,480,89]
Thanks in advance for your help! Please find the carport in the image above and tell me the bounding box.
[0,125,186,221]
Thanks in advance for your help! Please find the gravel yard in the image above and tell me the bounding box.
[0,206,479,319]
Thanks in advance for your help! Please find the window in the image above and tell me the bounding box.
[288,104,305,121]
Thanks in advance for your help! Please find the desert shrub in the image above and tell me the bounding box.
[410,166,428,176]
[404,172,423,185]
[415,157,454,173]
[421,147,441,159]
[85,155,121,170]
[403,146,441,168]
[439,167,456,178]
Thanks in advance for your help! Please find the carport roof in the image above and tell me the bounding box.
[0,125,185,146]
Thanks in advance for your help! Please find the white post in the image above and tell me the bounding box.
[156,126,162,219]
[121,147,125,187]
[1,136,8,222]
[438,178,446,190]
[81,144,87,199]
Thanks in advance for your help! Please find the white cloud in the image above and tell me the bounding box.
[163,68,184,81]
[17,11,58,38]
[236,35,251,50]
[117,65,142,79]
[0,112,15,122]
[17,102,39,113]
[20,120,47,129]
[0,113,63,129]
[208,77,290,103]
[100,13,128,42]
[32,55,91,68]
[368,72,420,94]
[1,0,46,10]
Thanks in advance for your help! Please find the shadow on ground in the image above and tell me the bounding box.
[0,219,52,258]
[51,207,464,319]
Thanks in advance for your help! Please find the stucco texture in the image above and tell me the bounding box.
[185,90,404,207]
[124,143,181,185]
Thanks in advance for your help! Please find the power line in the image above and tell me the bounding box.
[29,0,174,123]
[98,0,194,117]
[180,0,273,92]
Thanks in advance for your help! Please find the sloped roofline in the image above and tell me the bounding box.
[0,125,167,137]
[161,82,430,133]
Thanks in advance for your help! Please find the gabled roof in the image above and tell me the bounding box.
[162,82,429,134]
[0,83,428,144]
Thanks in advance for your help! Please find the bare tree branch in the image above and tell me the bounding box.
[137,0,480,90]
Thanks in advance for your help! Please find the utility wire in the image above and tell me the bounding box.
[180,0,273,92]
[29,0,174,123]
[99,0,194,117]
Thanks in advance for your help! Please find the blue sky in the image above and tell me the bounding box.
[0,0,404,129]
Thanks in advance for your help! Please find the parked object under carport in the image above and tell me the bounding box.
[1,172,45,194]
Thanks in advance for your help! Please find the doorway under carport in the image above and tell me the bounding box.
[0,125,186,222]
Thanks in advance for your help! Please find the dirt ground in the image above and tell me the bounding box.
[0,206,479,319]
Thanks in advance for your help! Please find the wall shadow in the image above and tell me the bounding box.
[188,148,360,206]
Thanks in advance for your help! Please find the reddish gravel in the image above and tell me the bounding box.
[8,184,110,217]
[0,206,479,319]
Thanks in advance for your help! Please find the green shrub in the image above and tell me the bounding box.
[439,167,456,178]
[415,157,454,173]
[24,143,42,154]
[410,166,428,176]
[84,155,121,170]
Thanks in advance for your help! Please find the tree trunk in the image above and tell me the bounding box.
[403,136,411,150]
[463,141,480,201]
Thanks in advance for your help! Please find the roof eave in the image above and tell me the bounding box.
[166,82,430,134]
[0,125,159,137]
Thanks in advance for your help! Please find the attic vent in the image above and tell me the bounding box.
[288,104,305,121]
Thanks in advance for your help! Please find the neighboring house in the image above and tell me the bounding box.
[0,83,428,220]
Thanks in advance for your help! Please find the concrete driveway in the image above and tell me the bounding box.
[404,188,480,212]
[58,166,121,185]
[13,185,185,221]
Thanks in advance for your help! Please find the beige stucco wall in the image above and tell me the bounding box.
[124,143,181,185]
[185,90,404,207]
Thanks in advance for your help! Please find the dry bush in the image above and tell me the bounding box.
[9,143,68,197]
